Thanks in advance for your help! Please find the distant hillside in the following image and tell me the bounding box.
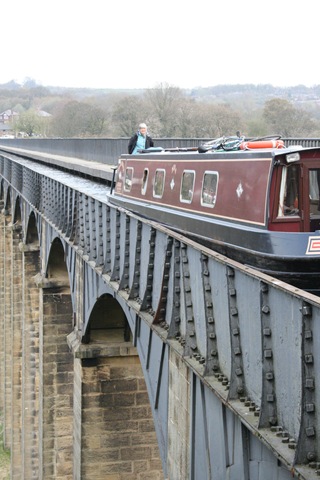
[1,79,320,103]
[0,79,146,99]
[1,79,320,125]
[189,84,320,109]
[2,79,320,138]
[190,83,320,97]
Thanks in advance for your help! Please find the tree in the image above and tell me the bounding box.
[15,110,42,137]
[144,83,185,137]
[50,101,106,137]
[3,81,320,139]
[111,96,148,136]
[263,98,319,137]
[190,103,245,138]
[174,99,199,137]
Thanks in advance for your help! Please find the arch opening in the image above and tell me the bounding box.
[83,293,131,344]
[4,187,11,214]
[13,197,21,224]
[46,237,69,285]
[26,211,39,245]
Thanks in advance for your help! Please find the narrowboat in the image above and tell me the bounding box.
[109,137,320,294]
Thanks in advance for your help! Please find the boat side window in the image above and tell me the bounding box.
[309,169,320,215]
[141,168,149,195]
[124,167,133,192]
[153,169,165,198]
[180,170,195,203]
[278,164,299,217]
[201,171,219,208]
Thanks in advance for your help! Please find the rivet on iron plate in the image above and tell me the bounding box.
[306,378,315,389]
[306,426,316,437]
[305,330,313,340]
[305,403,315,413]
[307,452,316,461]
[301,305,312,316]
[227,267,235,277]
[305,354,314,364]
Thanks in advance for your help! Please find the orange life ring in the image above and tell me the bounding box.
[240,139,285,150]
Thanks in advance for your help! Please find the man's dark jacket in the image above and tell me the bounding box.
[128,133,154,154]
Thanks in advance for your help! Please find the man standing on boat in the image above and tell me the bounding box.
[128,123,154,154]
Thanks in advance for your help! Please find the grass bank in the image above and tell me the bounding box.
[0,414,10,480]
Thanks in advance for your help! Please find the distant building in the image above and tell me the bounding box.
[37,110,52,117]
[0,109,19,137]
[0,109,19,123]
[0,108,52,138]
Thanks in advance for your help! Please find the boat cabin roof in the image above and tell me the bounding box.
[120,145,306,162]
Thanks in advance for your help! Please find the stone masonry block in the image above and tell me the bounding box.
[100,461,133,474]
[83,449,121,463]
[100,433,131,448]
[135,392,150,404]
[131,406,152,419]
[103,407,132,422]
[120,446,152,461]
[101,378,138,393]
[95,420,139,434]
[110,392,136,407]
[109,365,143,380]
[138,420,158,433]
[131,432,158,447]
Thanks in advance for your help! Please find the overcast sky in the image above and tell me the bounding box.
[2,0,319,90]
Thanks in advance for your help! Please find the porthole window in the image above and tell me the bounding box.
[201,171,219,208]
[180,170,195,203]
[141,168,149,195]
[153,169,165,198]
[124,167,133,192]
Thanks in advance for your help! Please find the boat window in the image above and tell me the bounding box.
[278,164,299,216]
[201,171,219,208]
[153,169,165,198]
[124,167,133,192]
[309,170,320,206]
[309,169,320,230]
[141,168,149,195]
[180,170,195,203]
